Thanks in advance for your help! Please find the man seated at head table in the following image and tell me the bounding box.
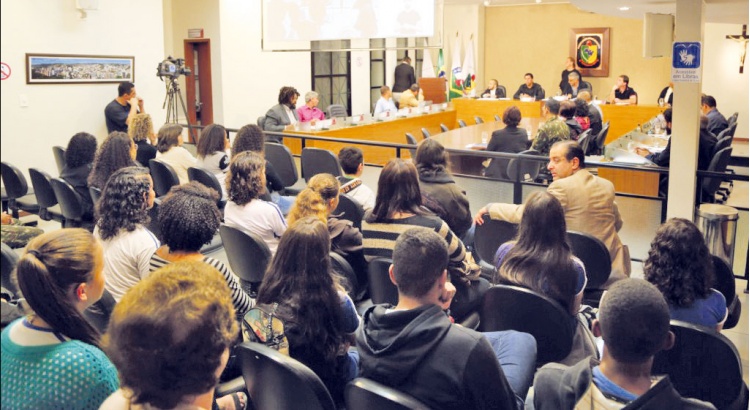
[562,72,591,99]
[297,91,326,124]
[399,83,423,108]
[373,85,398,116]
[512,73,545,101]
[607,74,638,105]
[481,79,506,98]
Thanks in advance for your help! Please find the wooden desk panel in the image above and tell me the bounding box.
[596,167,659,197]
[600,104,664,144]
[452,98,544,126]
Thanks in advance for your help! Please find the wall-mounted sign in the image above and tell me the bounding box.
[671,42,701,83]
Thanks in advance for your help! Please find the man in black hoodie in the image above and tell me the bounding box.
[356,228,536,410]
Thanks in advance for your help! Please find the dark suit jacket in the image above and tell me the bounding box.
[706,109,728,136]
[482,87,506,98]
[512,83,545,100]
[485,126,531,179]
[393,63,416,93]
[561,82,591,98]
[647,129,716,171]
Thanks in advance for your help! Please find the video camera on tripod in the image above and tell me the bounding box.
[156,56,191,79]
[157,56,195,140]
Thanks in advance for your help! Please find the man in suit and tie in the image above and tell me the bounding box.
[392,56,416,103]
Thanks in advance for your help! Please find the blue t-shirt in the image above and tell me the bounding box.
[495,242,588,294]
[592,365,638,403]
[669,289,727,328]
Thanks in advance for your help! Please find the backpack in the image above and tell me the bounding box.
[242,302,290,355]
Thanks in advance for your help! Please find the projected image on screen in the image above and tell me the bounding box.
[263,0,435,42]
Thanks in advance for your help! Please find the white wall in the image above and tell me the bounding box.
[443,4,485,95]
[703,23,748,139]
[0,0,166,178]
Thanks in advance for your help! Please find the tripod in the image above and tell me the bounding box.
[162,76,196,141]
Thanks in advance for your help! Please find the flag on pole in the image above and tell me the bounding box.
[462,34,477,97]
[421,47,436,78]
[449,33,464,101]
[437,49,446,78]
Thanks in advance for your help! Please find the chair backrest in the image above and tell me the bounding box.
[727,111,738,127]
[567,230,611,290]
[265,142,299,188]
[494,114,502,122]
[28,168,58,210]
[187,167,223,198]
[701,147,733,200]
[327,104,347,119]
[577,129,594,155]
[88,186,102,206]
[474,116,484,125]
[1,242,20,296]
[458,119,467,128]
[581,81,593,95]
[333,193,364,230]
[594,121,610,154]
[52,146,67,174]
[330,252,359,299]
[0,162,30,200]
[420,128,430,139]
[652,320,745,409]
[506,149,542,182]
[724,120,737,139]
[474,215,518,267]
[440,123,449,133]
[405,133,418,158]
[50,177,84,223]
[301,148,342,182]
[711,255,740,329]
[219,224,271,286]
[257,115,266,129]
[148,159,180,197]
[367,258,398,305]
[238,342,336,410]
[711,135,732,157]
[498,85,507,97]
[82,288,116,334]
[345,378,430,410]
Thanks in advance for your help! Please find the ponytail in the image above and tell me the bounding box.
[287,188,328,226]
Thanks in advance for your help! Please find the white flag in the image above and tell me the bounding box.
[421,48,436,78]
[462,35,476,97]
[449,33,464,100]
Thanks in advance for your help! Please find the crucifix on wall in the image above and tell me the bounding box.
[726,24,748,74]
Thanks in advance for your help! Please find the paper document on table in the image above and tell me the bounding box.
[610,149,653,165]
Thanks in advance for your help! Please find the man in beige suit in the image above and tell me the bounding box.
[474,141,630,283]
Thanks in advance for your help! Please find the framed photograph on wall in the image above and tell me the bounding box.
[26,54,134,84]
[570,28,610,77]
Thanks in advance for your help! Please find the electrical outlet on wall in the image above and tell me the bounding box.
[19,94,29,107]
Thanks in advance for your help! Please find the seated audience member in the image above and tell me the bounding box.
[87,131,139,190]
[608,74,638,105]
[337,146,376,211]
[1,229,119,409]
[578,91,602,137]
[373,85,398,116]
[196,123,230,198]
[482,79,506,98]
[658,82,674,107]
[700,95,728,136]
[263,86,300,137]
[357,228,536,409]
[635,112,716,171]
[559,100,583,140]
[297,91,326,124]
[399,83,422,108]
[562,71,590,99]
[232,124,295,214]
[559,57,583,94]
[1,212,44,249]
[102,261,244,410]
[223,151,287,254]
[532,99,570,155]
[256,217,359,404]
[94,167,159,302]
[362,159,488,321]
[128,113,157,166]
[644,218,727,330]
[512,72,545,100]
[288,173,367,297]
[155,123,196,185]
[574,98,591,132]
[61,131,97,220]
[485,105,531,180]
[533,279,715,409]
[149,182,253,320]
[415,139,472,238]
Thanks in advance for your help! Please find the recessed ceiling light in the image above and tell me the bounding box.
[535,0,542,3]
[619,6,630,11]
[484,0,490,5]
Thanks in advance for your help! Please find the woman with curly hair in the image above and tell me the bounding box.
[196,123,230,198]
[128,113,157,166]
[87,131,138,190]
[263,86,300,138]
[224,151,287,254]
[1,229,119,409]
[573,98,590,132]
[94,166,159,302]
[257,216,359,405]
[155,123,196,184]
[61,132,98,219]
[232,124,294,214]
[102,261,245,410]
[644,218,727,330]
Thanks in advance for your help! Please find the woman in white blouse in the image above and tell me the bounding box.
[155,123,196,184]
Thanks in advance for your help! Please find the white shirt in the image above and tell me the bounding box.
[95,225,160,302]
[197,150,229,198]
[340,177,376,211]
[374,97,397,116]
[155,146,197,185]
[224,199,287,254]
[284,105,297,125]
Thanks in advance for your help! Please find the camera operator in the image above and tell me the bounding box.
[105,81,145,133]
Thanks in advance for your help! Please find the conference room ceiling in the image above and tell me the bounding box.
[455,0,749,24]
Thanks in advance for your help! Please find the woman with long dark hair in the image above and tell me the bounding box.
[196,124,230,198]
[644,218,727,330]
[256,216,359,404]
[362,159,487,321]
[94,166,159,302]
[87,131,138,190]
[61,132,98,219]
[1,229,119,409]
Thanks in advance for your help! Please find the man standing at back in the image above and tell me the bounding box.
[700,95,728,136]
[105,81,144,133]
[392,56,415,103]
[357,228,537,410]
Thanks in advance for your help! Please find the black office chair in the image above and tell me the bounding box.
[701,147,732,203]
[711,255,742,330]
[88,186,102,206]
[567,230,611,307]
[327,104,347,119]
[50,178,90,230]
[1,162,39,219]
[28,168,64,224]
[727,112,738,127]
[238,342,337,410]
[576,129,594,155]
[52,146,67,174]
[711,135,732,158]
[480,284,574,365]
[333,193,364,230]
[330,252,359,301]
[265,142,301,195]
[458,119,467,128]
[1,242,20,295]
[405,133,418,158]
[506,149,542,182]
[592,121,610,155]
[148,159,180,198]
[82,289,116,334]
[301,148,342,182]
[187,167,226,209]
[494,114,501,122]
[219,224,271,297]
[581,81,593,96]
[345,378,430,410]
[474,215,517,272]
[652,320,749,410]
[723,121,738,139]
[440,123,449,133]
[474,116,484,124]
[367,258,398,305]
[421,128,431,139]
